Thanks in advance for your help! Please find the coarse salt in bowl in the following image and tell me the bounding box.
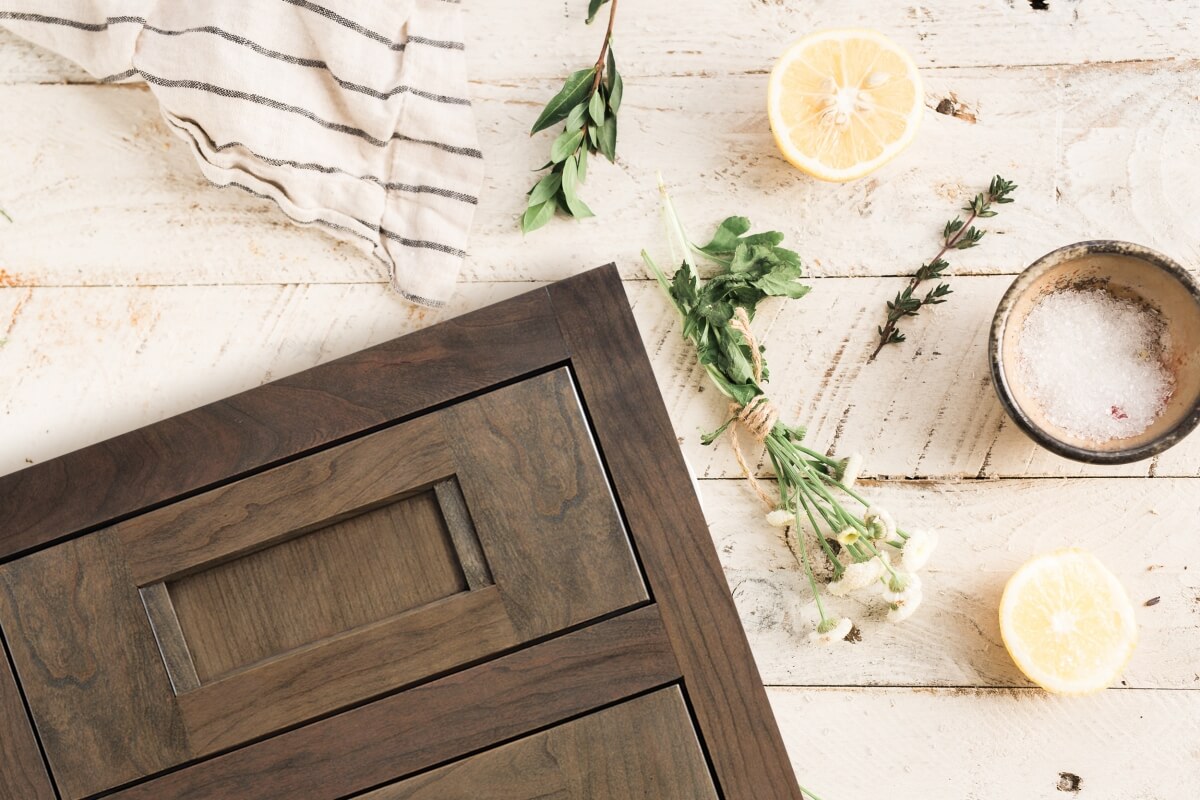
[990,241,1200,464]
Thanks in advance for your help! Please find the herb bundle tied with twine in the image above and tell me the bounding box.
[642,179,938,645]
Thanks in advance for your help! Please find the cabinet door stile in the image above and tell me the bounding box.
[0,632,55,800]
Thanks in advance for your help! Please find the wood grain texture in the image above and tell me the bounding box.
[168,489,465,682]
[6,2,1200,791]
[4,4,1200,87]
[109,605,679,800]
[0,284,566,560]
[139,582,201,694]
[434,479,494,590]
[115,408,451,586]
[632,278,1200,481]
[8,60,1200,287]
[443,368,648,639]
[703,478,1200,689]
[0,531,187,800]
[549,266,802,799]
[768,686,1200,800]
[0,638,55,800]
[364,687,717,800]
[177,587,517,755]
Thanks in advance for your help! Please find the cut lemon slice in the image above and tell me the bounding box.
[999,549,1137,695]
[767,29,924,182]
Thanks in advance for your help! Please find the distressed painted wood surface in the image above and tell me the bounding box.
[2,1,1199,797]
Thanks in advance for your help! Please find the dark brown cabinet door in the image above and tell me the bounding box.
[0,369,646,799]
[0,267,800,800]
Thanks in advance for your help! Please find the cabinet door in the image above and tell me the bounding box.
[0,368,647,800]
[361,688,719,800]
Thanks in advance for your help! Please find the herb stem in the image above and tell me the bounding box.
[592,0,618,88]
[869,174,1016,360]
[869,205,978,362]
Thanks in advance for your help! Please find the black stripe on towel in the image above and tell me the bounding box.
[2,12,470,105]
[138,71,394,146]
[279,0,463,50]
[168,118,480,204]
[392,133,483,159]
[220,181,456,307]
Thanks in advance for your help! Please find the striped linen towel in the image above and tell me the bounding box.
[1,0,484,306]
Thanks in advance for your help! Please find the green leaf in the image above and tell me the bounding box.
[700,418,733,446]
[560,155,595,218]
[577,145,588,182]
[670,265,699,309]
[565,101,588,133]
[587,125,600,149]
[521,198,555,234]
[588,89,606,126]
[753,263,811,299]
[697,217,750,259]
[527,171,562,206]
[606,50,623,113]
[550,128,585,163]
[586,0,610,24]
[530,68,596,134]
[598,114,617,162]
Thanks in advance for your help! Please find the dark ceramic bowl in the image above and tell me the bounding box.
[990,240,1200,464]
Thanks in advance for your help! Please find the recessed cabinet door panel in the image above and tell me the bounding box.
[0,368,646,799]
[359,687,719,800]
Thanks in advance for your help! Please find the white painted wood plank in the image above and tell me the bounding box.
[4,1,1199,85]
[3,61,1198,286]
[704,479,1200,689]
[0,29,88,83]
[6,279,1200,480]
[629,280,1200,479]
[0,282,538,476]
[768,686,1200,799]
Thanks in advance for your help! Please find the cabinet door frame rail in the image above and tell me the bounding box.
[0,265,801,800]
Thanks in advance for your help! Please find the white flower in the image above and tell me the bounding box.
[766,509,793,528]
[863,506,896,541]
[828,557,885,596]
[807,616,853,645]
[837,452,865,488]
[887,589,924,623]
[835,526,860,547]
[881,571,922,603]
[901,529,939,572]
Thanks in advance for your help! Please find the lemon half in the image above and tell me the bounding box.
[767,29,924,182]
[999,549,1138,695]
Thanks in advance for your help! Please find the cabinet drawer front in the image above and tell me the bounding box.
[0,368,647,799]
[359,687,719,800]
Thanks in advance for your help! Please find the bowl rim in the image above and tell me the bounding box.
[989,239,1200,465]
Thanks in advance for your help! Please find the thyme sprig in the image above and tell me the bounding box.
[521,0,623,233]
[643,178,935,645]
[870,175,1017,360]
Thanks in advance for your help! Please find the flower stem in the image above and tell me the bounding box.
[800,785,827,800]
[794,498,828,622]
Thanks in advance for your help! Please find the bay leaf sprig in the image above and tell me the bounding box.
[522,0,623,233]
[869,175,1017,360]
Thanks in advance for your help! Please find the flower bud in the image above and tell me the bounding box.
[765,509,793,528]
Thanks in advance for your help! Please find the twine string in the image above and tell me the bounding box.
[724,308,779,509]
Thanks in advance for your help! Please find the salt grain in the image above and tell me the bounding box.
[1016,287,1174,443]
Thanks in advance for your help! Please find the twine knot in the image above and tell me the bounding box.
[734,395,779,442]
[722,308,780,508]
